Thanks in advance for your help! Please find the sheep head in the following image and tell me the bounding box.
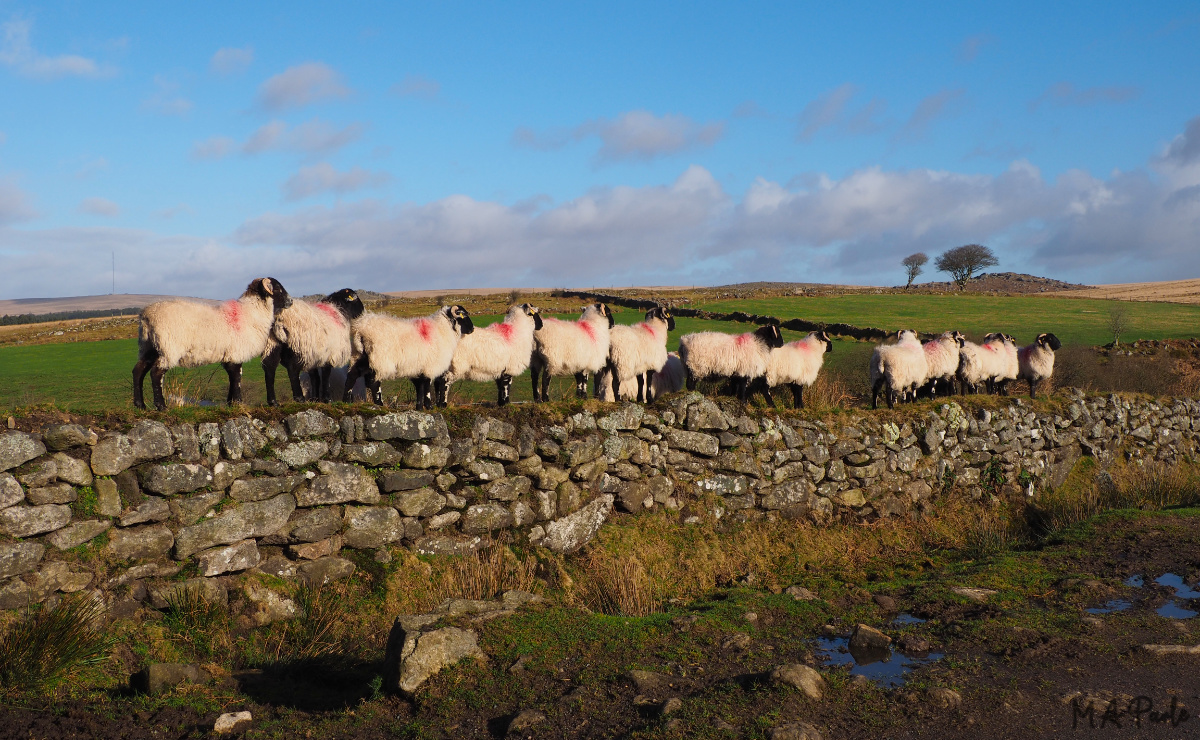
[522,303,544,330]
[1038,333,1062,351]
[446,305,474,335]
[755,324,784,349]
[647,306,676,331]
[599,303,615,329]
[817,330,833,353]
[247,277,293,313]
[324,288,365,320]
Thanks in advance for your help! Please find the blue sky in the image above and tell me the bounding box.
[1,1,1198,299]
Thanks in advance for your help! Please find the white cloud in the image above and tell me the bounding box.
[0,177,36,225]
[211,46,253,76]
[1030,82,1141,111]
[0,16,112,80]
[514,110,724,164]
[282,163,390,201]
[391,74,440,101]
[797,84,857,141]
[78,197,120,217]
[243,119,364,156]
[142,75,193,116]
[255,62,350,111]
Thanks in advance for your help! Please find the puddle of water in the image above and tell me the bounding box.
[1157,602,1198,619]
[1155,573,1200,600]
[1085,599,1132,615]
[891,613,926,626]
[1123,574,1144,588]
[813,636,943,689]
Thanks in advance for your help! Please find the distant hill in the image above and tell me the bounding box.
[911,272,1090,294]
[0,293,217,317]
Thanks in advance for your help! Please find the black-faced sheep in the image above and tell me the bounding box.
[133,277,291,411]
[530,303,614,402]
[262,288,363,405]
[921,330,965,397]
[1017,332,1061,398]
[870,329,928,409]
[679,324,784,401]
[434,303,543,407]
[754,330,833,408]
[344,305,474,410]
[604,306,676,403]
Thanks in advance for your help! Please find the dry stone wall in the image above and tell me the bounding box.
[1,390,1199,619]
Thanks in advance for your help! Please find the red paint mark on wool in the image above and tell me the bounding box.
[579,321,596,342]
[735,334,750,347]
[984,344,999,352]
[923,342,938,355]
[221,301,242,331]
[416,319,431,342]
[492,322,515,342]
[638,322,658,339]
[1018,346,1031,363]
[315,302,345,326]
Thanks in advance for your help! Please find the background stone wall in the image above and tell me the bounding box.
[1,390,1197,621]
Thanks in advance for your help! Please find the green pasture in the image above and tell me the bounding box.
[695,293,1200,347]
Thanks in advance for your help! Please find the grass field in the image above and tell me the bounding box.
[3,292,1198,412]
[695,293,1200,347]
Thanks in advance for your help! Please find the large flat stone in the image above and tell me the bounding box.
[285,410,339,438]
[42,424,98,450]
[46,520,112,550]
[539,494,614,553]
[195,539,261,576]
[383,623,484,696]
[297,463,380,506]
[664,429,720,457]
[275,440,329,468]
[343,506,404,549]
[229,475,304,502]
[394,488,446,518]
[0,473,23,509]
[0,504,72,538]
[365,412,443,441]
[173,493,296,559]
[0,432,46,473]
[142,464,213,496]
[289,506,343,542]
[51,453,94,486]
[106,524,175,560]
[0,541,44,578]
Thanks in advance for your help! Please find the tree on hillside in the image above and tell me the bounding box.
[1108,304,1130,346]
[935,244,998,291]
[901,252,928,290]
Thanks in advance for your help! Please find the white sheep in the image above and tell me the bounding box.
[604,306,676,402]
[957,334,1005,395]
[920,330,965,398]
[133,277,291,411]
[755,330,833,408]
[262,288,363,405]
[679,324,785,401]
[434,303,543,407]
[1017,332,1061,398]
[530,303,614,402]
[600,352,685,402]
[869,329,928,409]
[344,305,474,409]
[984,332,1020,395]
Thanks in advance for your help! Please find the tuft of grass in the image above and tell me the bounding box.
[0,595,113,693]
[248,583,352,666]
[578,550,662,616]
[162,586,230,661]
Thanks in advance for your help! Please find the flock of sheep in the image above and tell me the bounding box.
[130,277,1062,412]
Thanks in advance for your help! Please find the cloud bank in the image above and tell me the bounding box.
[514,110,725,164]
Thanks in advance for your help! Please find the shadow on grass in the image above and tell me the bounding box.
[233,656,381,711]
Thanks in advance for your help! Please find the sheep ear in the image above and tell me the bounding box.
[260,278,274,296]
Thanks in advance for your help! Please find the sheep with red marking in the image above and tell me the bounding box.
[756,330,833,408]
[262,288,363,405]
[344,305,474,409]
[604,306,675,402]
[133,277,292,410]
[1017,332,1061,398]
[679,324,785,401]
[869,329,927,409]
[434,303,542,406]
[530,303,614,401]
[921,330,965,397]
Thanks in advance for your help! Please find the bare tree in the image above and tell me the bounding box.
[901,252,928,290]
[1108,304,1130,346]
[935,244,999,290]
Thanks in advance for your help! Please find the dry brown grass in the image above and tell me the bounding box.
[385,542,540,614]
[1047,278,1200,304]
[578,551,661,616]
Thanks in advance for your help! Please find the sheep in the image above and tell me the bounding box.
[530,303,614,402]
[600,352,685,402]
[920,330,965,397]
[752,330,833,408]
[604,306,676,403]
[869,329,928,410]
[957,333,1007,395]
[433,303,543,407]
[262,288,363,405]
[1017,332,1061,398]
[343,305,474,410]
[133,278,291,411]
[679,324,784,401]
[984,332,1020,395]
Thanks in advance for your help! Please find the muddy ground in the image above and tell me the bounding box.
[2,509,1199,739]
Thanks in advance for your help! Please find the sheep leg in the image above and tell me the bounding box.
[496,374,512,406]
[686,371,697,391]
[132,344,159,410]
[643,370,656,402]
[150,366,168,411]
[886,384,896,410]
[593,371,605,399]
[283,351,306,402]
[733,375,749,402]
[367,371,382,405]
[344,358,368,402]
[758,379,777,409]
[223,362,244,406]
[316,366,333,403]
[434,376,449,407]
[607,363,620,401]
[791,383,804,409]
[530,360,544,402]
[636,373,647,403]
[1029,377,1037,399]
[540,369,552,403]
[574,372,588,399]
[262,346,282,406]
[871,378,883,410]
[412,377,429,410]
